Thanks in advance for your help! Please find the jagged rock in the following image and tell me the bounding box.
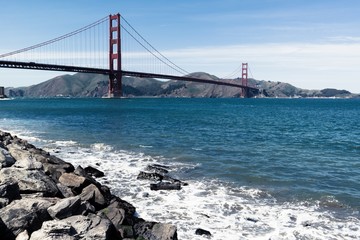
[47,196,81,220]
[79,184,107,210]
[195,228,212,236]
[74,165,87,177]
[77,200,96,215]
[0,181,20,206]
[137,171,164,181]
[101,200,126,229]
[84,166,105,178]
[0,168,60,197]
[7,144,43,170]
[133,221,156,238]
[0,131,13,146]
[10,136,35,150]
[0,198,56,239]
[151,223,178,240]
[33,154,74,181]
[150,182,181,191]
[58,172,90,194]
[107,196,136,225]
[62,214,121,240]
[0,147,16,168]
[29,220,77,240]
[134,221,178,240]
[56,183,75,198]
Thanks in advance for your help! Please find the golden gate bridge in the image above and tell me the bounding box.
[0,13,258,98]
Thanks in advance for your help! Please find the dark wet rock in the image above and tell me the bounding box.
[84,166,105,178]
[0,181,20,206]
[195,228,212,236]
[0,198,56,238]
[246,217,259,223]
[146,164,169,174]
[0,168,60,197]
[47,196,81,220]
[302,221,312,227]
[0,147,16,168]
[137,171,164,181]
[58,172,90,194]
[79,184,107,210]
[133,221,156,237]
[150,182,181,191]
[0,217,13,240]
[119,224,134,238]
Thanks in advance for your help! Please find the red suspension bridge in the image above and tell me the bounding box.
[0,13,258,98]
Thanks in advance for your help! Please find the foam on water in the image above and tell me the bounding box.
[41,141,360,240]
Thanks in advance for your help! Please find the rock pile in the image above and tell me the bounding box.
[137,164,188,191]
[0,130,178,240]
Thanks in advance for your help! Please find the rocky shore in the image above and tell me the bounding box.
[0,130,178,240]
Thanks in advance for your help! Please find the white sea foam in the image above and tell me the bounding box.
[46,142,360,240]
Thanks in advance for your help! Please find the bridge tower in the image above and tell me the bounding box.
[109,14,122,97]
[241,63,248,98]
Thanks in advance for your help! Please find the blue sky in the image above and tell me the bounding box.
[0,0,360,92]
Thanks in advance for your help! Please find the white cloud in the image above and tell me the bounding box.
[327,36,360,43]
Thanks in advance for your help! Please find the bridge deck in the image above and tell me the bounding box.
[0,60,258,91]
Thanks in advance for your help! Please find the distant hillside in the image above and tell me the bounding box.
[5,72,359,98]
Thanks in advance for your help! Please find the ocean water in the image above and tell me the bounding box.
[0,97,359,239]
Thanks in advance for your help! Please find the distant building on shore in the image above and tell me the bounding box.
[0,86,6,98]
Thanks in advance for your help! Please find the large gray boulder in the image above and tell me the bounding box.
[0,168,60,197]
[30,214,121,240]
[29,220,77,240]
[134,221,178,240]
[58,172,90,194]
[151,223,178,240]
[8,145,43,170]
[0,198,56,239]
[32,153,74,181]
[47,196,81,220]
[79,184,107,210]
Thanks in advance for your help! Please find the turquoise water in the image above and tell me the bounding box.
[1,98,359,239]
